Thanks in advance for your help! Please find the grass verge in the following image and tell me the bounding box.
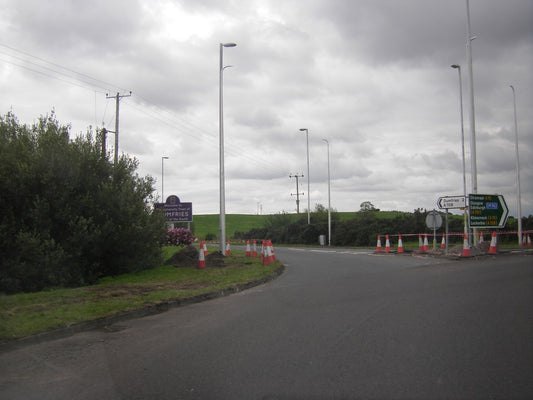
[0,247,282,342]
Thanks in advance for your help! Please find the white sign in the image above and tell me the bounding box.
[437,195,466,210]
[425,210,443,229]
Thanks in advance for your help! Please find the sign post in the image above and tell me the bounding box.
[425,210,443,250]
[438,195,467,252]
[468,194,508,228]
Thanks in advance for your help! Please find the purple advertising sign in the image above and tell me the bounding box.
[154,195,193,222]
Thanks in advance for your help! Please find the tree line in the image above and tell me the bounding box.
[0,112,166,294]
[236,204,532,246]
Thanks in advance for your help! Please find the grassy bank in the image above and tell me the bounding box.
[0,247,281,341]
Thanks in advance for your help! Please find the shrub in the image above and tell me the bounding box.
[165,228,194,246]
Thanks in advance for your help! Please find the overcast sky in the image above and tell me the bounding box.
[1,0,532,218]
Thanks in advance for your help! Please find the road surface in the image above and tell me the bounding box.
[1,248,532,399]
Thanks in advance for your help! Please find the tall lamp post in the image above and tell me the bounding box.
[451,64,469,243]
[465,0,478,244]
[161,156,169,202]
[323,139,331,246]
[219,42,236,255]
[299,128,311,224]
[510,85,522,246]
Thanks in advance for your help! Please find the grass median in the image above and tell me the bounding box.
[0,246,282,342]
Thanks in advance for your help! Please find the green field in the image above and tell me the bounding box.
[190,214,268,240]
[188,211,415,240]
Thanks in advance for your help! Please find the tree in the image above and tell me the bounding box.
[0,111,166,293]
[360,201,378,212]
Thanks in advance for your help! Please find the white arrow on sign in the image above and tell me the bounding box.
[437,195,466,210]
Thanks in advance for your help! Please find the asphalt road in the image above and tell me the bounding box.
[1,248,532,399]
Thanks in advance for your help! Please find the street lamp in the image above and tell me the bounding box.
[219,42,236,255]
[323,139,331,246]
[451,64,468,244]
[465,0,478,244]
[510,85,522,246]
[161,156,169,202]
[299,128,310,224]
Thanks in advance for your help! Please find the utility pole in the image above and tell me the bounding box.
[289,173,305,214]
[100,128,107,157]
[106,91,132,165]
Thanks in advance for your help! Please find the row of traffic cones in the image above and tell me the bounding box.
[376,235,405,253]
[376,231,502,257]
[198,239,276,269]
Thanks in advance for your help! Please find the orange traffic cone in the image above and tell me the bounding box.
[418,234,424,253]
[441,235,446,249]
[376,236,382,252]
[488,231,498,254]
[269,240,276,262]
[225,240,231,256]
[398,235,404,253]
[252,240,257,257]
[461,234,471,257]
[262,241,270,265]
[527,234,532,247]
[423,234,429,252]
[479,231,484,244]
[245,240,251,257]
[202,241,208,256]
[197,246,206,269]
[385,235,391,253]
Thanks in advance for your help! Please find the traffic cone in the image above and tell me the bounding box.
[440,235,446,249]
[385,235,391,253]
[252,240,257,257]
[269,240,276,262]
[260,240,265,262]
[202,241,208,257]
[245,240,251,257]
[479,232,484,243]
[376,236,382,252]
[527,234,532,247]
[488,231,498,254]
[262,241,270,265]
[225,240,231,256]
[461,233,471,257]
[418,234,424,253]
[397,235,404,253]
[423,234,429,252]
[197,247,206,269]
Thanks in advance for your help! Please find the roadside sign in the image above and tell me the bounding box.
[154,195,193,223]
[437,195,466,210]
[425,210,443,230]
[468,194,508,228]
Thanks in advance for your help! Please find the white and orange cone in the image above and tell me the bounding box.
[269,240,276,262]
[423,234,429,252]
[488,231,498,254]
[479,232,484,244]
[197,247,206,269]
[418,234,424,253]
[262,241,270,265]
[245,240,251,257]
[376,236,382,252]
[397,235,404,253]
[385,235,391,253]
[527,234,532,247]
[202,241,208,257]
[441,235,446,249]
[252,240,257,257]
[225,240,231,256]
[461,233,471,257]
